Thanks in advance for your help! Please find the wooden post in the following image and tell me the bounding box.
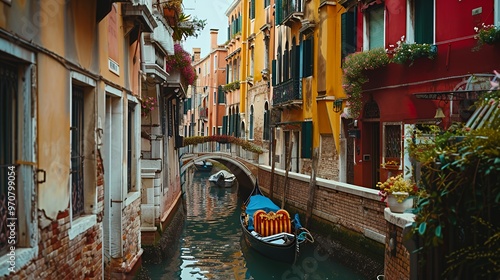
[282,132,293,209]
[269,128,276,200]
[305,148,319,227]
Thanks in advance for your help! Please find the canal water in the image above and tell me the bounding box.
[140,170,375,280]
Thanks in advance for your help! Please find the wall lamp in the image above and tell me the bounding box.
[333,99,344,113]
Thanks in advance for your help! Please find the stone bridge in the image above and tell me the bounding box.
[180,152,260,195]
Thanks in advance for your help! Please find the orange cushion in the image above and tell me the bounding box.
[253,209,292,237]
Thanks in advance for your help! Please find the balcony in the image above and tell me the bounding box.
[273,78,302,108]
[122,0,157,33]
[281,0,303,27]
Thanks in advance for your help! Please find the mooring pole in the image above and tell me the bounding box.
[269,128,276,200]
[282,132,293,209]
[305,148,319,227]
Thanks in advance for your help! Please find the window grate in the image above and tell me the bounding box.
[71,87,85,218]
[385,125,401,158]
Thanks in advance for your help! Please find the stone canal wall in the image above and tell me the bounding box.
[258,166,413,280]
[258,166,386,241]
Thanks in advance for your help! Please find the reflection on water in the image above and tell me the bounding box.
[141,170,367,280]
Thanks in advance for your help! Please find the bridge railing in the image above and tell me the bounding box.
[187,142,259,163]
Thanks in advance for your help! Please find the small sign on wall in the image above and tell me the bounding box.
[108,58,119,76]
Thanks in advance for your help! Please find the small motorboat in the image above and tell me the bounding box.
[208,170,236,188]
[194,160,213,172]
[240,181,313,263]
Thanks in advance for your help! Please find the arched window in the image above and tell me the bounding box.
[263,102,270,140]
[249,105,254,140]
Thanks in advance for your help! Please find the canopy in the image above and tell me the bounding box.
[245,195,280,231]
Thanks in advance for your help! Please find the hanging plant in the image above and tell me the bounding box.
[342,48,389,118]
[140,96,157,117]
[166,44,197,85]
[473,23,500,50]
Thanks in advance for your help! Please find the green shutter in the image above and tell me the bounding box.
[303,38,313,77]
[341,11,356,59]
[301,121,312,158]
[251,0,255,19]
[271,59,277,86]
[222,116,228,135]
[293,45,300,79]
[218,86,225,103]
[275,0,282,25]
[415,0,434,44]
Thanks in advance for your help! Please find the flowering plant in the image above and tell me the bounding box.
[388,36,437,65]
[183,135,264,154]
[166,44,197,86]
[381,160,400,168]
[377,174,418,203]
[342,48,390,118]
[474,24,500,50]
[141,96,157,117]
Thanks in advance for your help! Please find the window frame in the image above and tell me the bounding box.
[363,4,385,51]
[0,56,37,272]
[249,105,254,140]
[382,122,403,170]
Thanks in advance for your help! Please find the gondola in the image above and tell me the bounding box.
[240,181,313,263]
[194,160,213,172]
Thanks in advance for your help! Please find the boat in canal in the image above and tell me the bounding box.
[208,170,236,188]
[194,160,213,172]
[240,181,313,263]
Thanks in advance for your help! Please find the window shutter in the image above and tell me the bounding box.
[293,45,300,79]
[275,0,282,25]
[415,0,434,44]
[251,0,256,19]
[271,59,277,86]
[341,11,356,59]
[263,110,270,140]
[222,116,228,135]
[302,38,313,77]
[249,111,254,139]
[218,86,225,103]
[301,121,312,158]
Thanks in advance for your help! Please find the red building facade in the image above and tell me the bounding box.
[342,0,500,188]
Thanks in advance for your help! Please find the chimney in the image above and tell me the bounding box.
[210,29,218,50]
[192,48,201,63]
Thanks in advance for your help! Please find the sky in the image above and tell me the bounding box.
[181,0,232,58]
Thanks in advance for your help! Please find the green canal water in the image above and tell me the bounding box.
[140,170,379,280]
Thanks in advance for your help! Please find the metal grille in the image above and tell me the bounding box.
[363,99,380,119]
[71,87,85,217]
[385,125,401,158]
[0,62,19,254]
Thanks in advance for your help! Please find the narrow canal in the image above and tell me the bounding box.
[139,169,381,279]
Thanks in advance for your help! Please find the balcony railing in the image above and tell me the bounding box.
[282,0,303,27]
[273,78,302,107]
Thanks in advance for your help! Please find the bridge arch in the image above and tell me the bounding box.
[181,153,257,191]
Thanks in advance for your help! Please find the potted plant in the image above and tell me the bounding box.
[377,174,418,213]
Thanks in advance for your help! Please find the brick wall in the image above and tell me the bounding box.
[258,167,386,236]
[9,210,102,279]
[318,134,339,181]
[384,223,410,280]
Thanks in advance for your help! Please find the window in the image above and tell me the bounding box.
[1,62,19,255]
[249,105,254,140]
[341,11,357,59]
[364,5,385,50]
[263,102,270,140]
[0,45,36,274]
[71,86,85,218]
[250,47,254,76]
[383,122,402,165]
[264,0,270,8]
[496,0,500,26]
[213,91,216,105]
[214,55,217,70]
[250,0,255,19]
[127,102,136,193]
[407,0,434,44]
[302,37,313,77]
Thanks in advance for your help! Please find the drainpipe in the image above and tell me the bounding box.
[402,222,418,280]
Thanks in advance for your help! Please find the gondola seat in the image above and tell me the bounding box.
[253,209,292,237]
